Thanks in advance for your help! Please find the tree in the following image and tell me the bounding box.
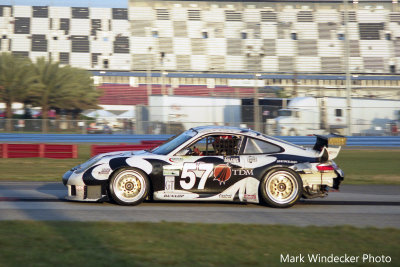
[0,53,35,131]
[30,57,100,132]
[55,65,100,116]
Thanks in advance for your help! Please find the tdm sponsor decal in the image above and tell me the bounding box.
[213,164,232,185]
[232,169,254,176]
[219,194,232,199]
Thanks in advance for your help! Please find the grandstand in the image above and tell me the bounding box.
[98,84,257,105]
[129,0,400,74]
[0,0,400,102]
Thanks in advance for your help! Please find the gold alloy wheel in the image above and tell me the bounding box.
[113,170,146,203]
[266,171,299,205]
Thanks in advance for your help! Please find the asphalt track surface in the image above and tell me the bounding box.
[0,182,399,228]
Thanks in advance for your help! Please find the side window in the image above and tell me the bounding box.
[243,138,282,154]
[177,135,243,156]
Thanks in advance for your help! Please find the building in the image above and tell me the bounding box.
[1,1,400,100]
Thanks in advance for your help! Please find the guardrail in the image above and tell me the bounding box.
[0,133,170,143]
[0,134,400,147]
[0,143,78,158]
[91,140,163,156]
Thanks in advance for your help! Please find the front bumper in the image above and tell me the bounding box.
[65,184,107,202]
[63,170,107,202]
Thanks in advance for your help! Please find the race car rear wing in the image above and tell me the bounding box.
[313,134,347,162]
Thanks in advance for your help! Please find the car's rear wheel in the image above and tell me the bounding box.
[260,168,302,208]
[109,168,149,206]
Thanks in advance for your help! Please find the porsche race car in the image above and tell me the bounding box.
[62,126,346,208]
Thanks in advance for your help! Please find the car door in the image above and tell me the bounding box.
[167,134,245,195]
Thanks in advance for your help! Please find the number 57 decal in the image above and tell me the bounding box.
[180,163,213,190]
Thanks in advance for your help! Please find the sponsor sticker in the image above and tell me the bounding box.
[163,169,180,176]
[76,185,85,191]
[213,164,232,185]
[224,156,240,164]
[219,194,232,199]
[98,168,111,175]
[165,176,175,191]
[277,160,297,164]
[232,169,254,176]
[169,157,184,163]
[244,194,257,200]
[163,194,184,198]
[248,156,257,163]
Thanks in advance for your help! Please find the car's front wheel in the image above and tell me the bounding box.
[260,168,302,208]
[109,168,150,205]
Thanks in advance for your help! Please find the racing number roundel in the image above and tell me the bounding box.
[213,164,232,185]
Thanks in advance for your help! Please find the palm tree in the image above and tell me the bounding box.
[0,53,35,131]
[55,65,100,113]
[31,57,99,132]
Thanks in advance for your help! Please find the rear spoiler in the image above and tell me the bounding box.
[313,134,347,162]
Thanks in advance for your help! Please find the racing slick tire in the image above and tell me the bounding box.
[260,168,303,208]
[109,168,150,206]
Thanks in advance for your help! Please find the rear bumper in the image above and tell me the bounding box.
[333,168,344,189]
[300,167,344,189]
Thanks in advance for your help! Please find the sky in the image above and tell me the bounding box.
[4,0,128,8]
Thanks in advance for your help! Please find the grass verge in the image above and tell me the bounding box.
[0,146,399,184]
[335,149,400,184]
[0,222,398,266]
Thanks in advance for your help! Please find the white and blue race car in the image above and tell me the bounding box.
[62,126,345,208]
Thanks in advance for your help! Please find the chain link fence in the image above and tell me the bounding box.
[1,104,399,136]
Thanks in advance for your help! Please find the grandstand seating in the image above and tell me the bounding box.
[98,84,257,105]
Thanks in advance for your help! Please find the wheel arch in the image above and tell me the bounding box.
[256,164,290,181]
[258,166,303,208]
[107,166,152,205]
[108,166,154,201]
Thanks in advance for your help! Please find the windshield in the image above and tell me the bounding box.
[151,129,198,155]
[278,110,292,117]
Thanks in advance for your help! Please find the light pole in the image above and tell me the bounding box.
[162,71,168,95]
[160,52,167,95]
[254,73,262,132]
[147,46,152,96]
[344,0,352,136]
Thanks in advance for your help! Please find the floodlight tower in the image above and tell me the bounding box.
[344,0,353,136]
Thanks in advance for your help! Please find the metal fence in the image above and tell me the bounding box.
[1,103,399,136]
[1,134,400,147]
